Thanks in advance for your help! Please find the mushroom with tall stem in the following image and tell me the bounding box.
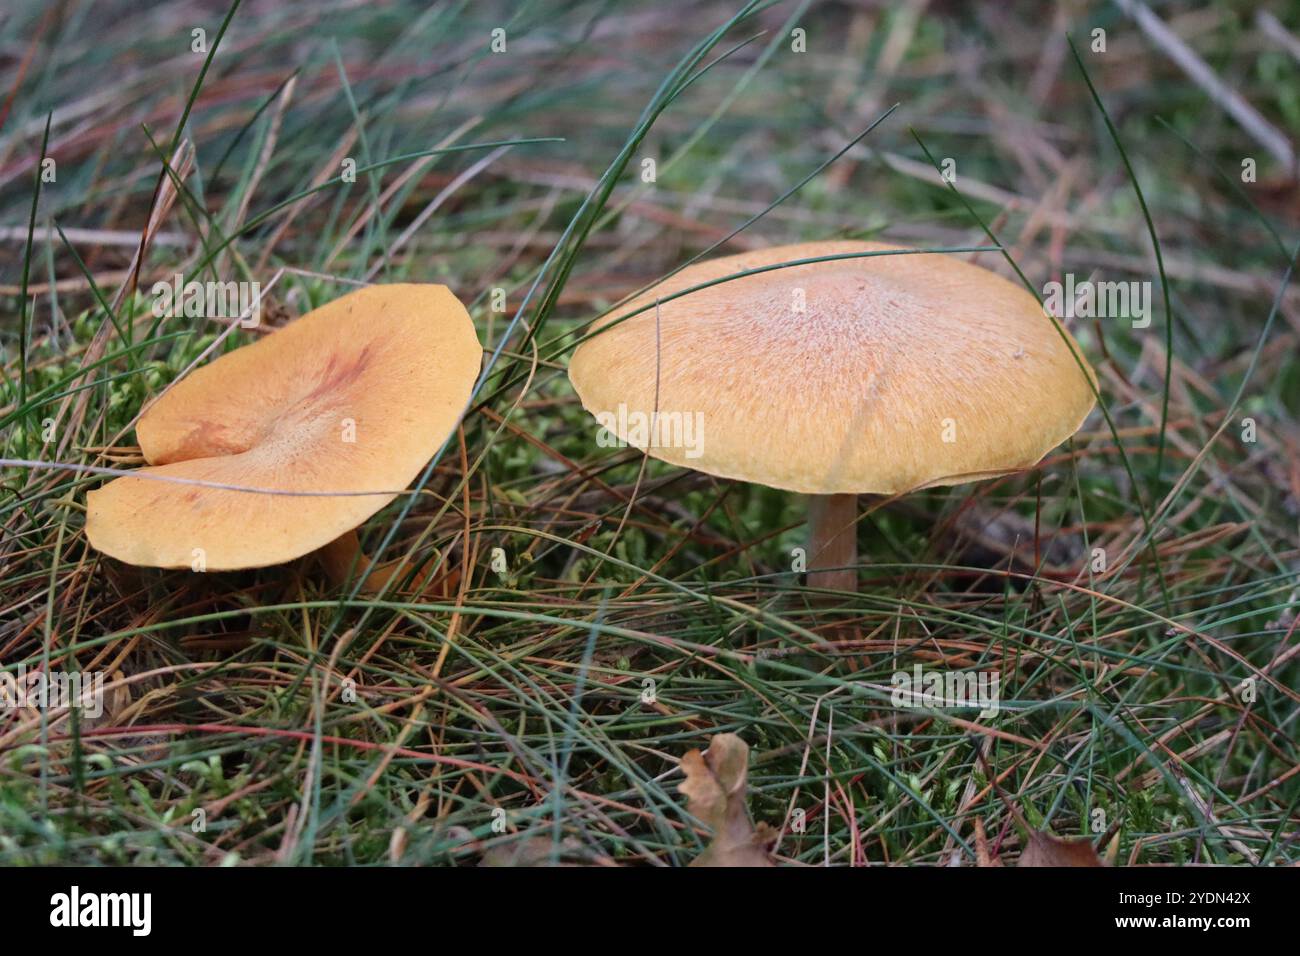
[568,241,1096,601]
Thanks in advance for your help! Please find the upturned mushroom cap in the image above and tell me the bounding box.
[86,284,481,570]
[568,241,1095,495]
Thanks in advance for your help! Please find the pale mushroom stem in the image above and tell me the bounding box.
[318,530,456,597]
[318,530,390,593]
[807,493,859,593]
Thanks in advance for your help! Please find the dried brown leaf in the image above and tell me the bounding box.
[678,733,775,867]
[1017,830,1105,867]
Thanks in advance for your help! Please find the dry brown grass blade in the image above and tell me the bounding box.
[973,817,1003,867]
[55,138,196,464]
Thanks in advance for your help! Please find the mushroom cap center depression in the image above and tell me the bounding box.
[156,344,377,467]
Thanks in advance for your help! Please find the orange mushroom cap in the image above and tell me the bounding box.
[569,241,1096,495]
[86,284,482,570]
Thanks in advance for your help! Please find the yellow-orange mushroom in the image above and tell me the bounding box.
[568,241,1096,592]
[86,283,482,589]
